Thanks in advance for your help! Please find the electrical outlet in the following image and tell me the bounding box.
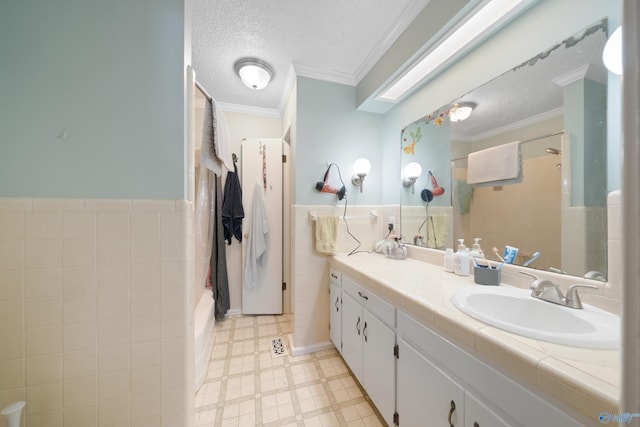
[388,216,396,232]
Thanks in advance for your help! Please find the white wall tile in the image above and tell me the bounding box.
[25,381,62,414]
[33,199,84,211]
[161,212,187,236]
[63,295,97,324]
[25,212,61,239]
[99,371,130,401]
[131,342,160,369]
[98,292,129,320]
[63,321,97,352]
[97,264,129,293]
[132,200,175,211]
[0,329,24,360]
[25,268,61,299]
[85,200,131,212]
[63,266,97,295]
[0,358,24,390]
[0,198,32,211]
[63,349,97,380]
[26,325,61,356]
[62,239,96,267]
[98,316,130,347]
[63,212,96,239]
[26,240,61,269]
[130,238,161,264]
[131,366,160,394]
[160,262,187,288]
[98,396,130,425]
[130,291,160,316]
[0,270,23,300]
[130,212,160,237]
[96,338,130,373]
[0,241,24,271]
[0,212,24,240]
[130,263,160,290]
[26,353,62,385]
[130,314,161,344]
[97,212,129,238]
[97,238,129,265]
[64,404,98,427]
[0,300,24,330]
[25,297,61,327]
[160,236,188,262]
[131,391,161,420]
[25,410,63,427]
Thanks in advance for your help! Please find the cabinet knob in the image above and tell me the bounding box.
[356,316,361,335]
[363,321,368,342]
[358,291,369,300]
[335,297,339,312]
[474,422,480,427]
[448,400,456,427]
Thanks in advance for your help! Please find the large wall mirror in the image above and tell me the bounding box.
[400,19,610,280]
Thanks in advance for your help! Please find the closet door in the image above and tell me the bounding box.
[241,138,283,314]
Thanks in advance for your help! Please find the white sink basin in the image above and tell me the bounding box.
[451,285,620,349]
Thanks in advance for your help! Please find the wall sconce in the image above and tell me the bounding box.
[449,102,476,122]
[234,57,274,90]
[602,26,622,75]
[351,158,371,193]
[403,162,422,193]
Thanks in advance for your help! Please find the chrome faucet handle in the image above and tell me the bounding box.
[565,284,598,309]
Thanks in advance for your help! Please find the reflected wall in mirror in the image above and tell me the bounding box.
[399,19,610,280]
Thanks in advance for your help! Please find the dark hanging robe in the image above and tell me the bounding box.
[222,162,244,244]
[210,174,230,320]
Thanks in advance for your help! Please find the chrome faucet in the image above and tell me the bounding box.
[519,272,597,309]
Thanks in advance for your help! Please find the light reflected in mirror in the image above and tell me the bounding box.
[400,19,609,280]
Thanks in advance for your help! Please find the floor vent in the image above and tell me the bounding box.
[270,337,288,358]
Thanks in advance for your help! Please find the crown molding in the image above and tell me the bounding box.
[552,63,607,87]
[452,107,564,142]
[293,63,357,86]
[278,64,298,114]
[217,101,280,118]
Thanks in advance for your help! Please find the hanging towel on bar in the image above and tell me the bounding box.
[201,97,234,173]
[425,215,448,249]
[467,141,522,186]
[315,216,339,255]
[244,184,270,291]
[222,162,244,244]
[210,174,230,320]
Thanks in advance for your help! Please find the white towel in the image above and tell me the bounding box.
[200,98,234,173]
[244,184,269,291]
[467,141,522,186]
[315,216,338,255]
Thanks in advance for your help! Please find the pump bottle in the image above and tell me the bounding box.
[453,239,470,276]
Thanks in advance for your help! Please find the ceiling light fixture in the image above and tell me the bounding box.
[234,58,274,90]
[449,102,476,122]
[379,0,533,102]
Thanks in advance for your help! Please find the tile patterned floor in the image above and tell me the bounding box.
[195,314,386,426]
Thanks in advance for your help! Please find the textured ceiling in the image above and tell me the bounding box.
[192,0,429,112]
[450,22,608,140]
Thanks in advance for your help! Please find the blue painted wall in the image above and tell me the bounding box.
[0,0,186,199]
[296,77,384,205]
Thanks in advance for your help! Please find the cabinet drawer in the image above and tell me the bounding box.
[330,268,342,286]
[343,275,395,327]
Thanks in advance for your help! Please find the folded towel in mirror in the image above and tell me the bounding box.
[467,141,522,186]
[315,216,339,255]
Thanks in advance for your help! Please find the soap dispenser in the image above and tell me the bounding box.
[454,239,470,276]
[471,238,483,257]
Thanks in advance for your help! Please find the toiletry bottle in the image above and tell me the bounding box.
[454,239,470,276]
[444,248,455,272]
[471,238,483,257]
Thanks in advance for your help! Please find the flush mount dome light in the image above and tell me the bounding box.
[234,58,274,90]
[449,102,476,122]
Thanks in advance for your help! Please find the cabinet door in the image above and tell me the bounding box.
[329,281,342,352]
[362,310,395,426]
[397,338,465,427]
[464,392,511,427]
[341,292,363,382]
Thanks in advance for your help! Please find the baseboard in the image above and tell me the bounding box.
[287,333,334,356]
[226,309,242,317]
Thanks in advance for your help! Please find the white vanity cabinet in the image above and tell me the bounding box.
[397,337,464,426]
[340,274,396,426]
[329,268,342,351]
[464,392,511,427]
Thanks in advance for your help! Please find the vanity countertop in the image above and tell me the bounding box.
[329,252,620,423]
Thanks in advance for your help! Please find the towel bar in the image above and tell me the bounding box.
[308,210,378,223]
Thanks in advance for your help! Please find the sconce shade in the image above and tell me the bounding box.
[234,58,274,90]
[353,158,372,176]
[352,158,371,193]
[602,26,622,75]
[404,162,422,179]
[403,162,422,193]
[449,102,476,122]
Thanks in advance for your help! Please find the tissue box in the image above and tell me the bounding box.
[474,266,501,286]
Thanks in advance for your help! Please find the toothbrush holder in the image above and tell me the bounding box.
[474,266,501,286]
